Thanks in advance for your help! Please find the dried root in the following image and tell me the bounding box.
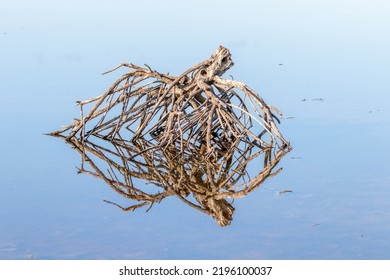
[50,46,292,226]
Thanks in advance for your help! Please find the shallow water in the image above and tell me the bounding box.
[1,0,390,259]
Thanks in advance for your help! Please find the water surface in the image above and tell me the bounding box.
[1,0,390,259]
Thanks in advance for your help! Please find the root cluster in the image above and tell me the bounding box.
[50,46,292,226]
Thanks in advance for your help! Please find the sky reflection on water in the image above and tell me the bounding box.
[1,0,390,259]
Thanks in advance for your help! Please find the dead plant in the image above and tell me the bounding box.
[50,46,292,226]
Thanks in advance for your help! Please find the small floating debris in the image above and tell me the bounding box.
[278,189,293,195]
[301,98,325,102]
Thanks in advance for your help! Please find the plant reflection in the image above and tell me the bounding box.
[61,133,290,227]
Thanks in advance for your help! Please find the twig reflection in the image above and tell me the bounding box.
[60,133,289,226]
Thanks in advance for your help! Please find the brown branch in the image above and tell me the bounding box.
[49,46,292,226]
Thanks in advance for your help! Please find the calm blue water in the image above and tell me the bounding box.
[1,0,390,259]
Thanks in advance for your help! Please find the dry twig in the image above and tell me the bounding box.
[50,46,292,226]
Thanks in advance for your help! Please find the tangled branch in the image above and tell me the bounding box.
[50,46,292,226]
